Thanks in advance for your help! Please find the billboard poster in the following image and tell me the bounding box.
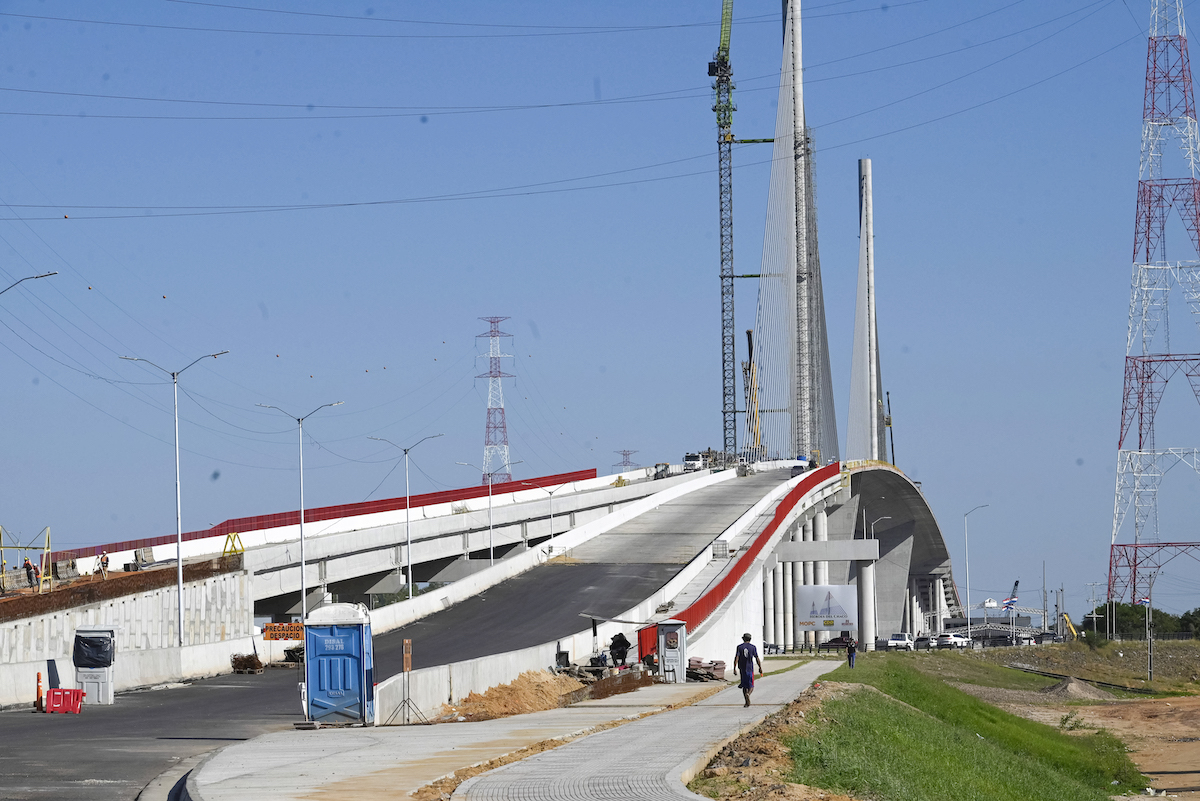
[793,585,858,631]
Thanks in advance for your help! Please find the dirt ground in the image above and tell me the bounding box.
[954,679,1200,799]
[689,681,863,801]
[427,670,585,723]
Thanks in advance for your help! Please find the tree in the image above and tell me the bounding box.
[1181,607,1200,636]
[1087,603,1180,636]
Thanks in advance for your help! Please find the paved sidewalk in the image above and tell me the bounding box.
[181,681,722,801]
[454,660,833,800]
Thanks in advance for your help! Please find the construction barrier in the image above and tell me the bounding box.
[45,688,85,714]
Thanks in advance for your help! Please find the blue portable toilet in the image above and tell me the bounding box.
[304,603,374,725]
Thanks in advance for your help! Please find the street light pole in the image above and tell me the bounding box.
[0,271,57,297]
[260,401,343,621]
[520,482,569,547]
[120,350,228,646]
[457,460,522,565]
[369,434,443,600]
[963,504,989,644]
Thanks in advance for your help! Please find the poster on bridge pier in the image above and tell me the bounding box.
[793,585,858,631]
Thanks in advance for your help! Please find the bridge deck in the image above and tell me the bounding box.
[372,470,790,676]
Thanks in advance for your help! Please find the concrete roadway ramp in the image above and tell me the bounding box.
[371,470,792,673]
[372,469,793,719]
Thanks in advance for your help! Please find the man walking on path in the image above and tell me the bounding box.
[734,633,763,707]
[847,637,857,668]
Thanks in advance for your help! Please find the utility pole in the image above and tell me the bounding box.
[1086,582,1103,635]
[710,0,737,464]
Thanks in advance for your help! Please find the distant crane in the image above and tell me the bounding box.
[710,0,737,464]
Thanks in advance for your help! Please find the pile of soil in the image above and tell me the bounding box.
[431,670,584,722]
[1038,677,1112,701]
[690,681,862,801]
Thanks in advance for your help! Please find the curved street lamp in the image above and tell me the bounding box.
[369,434,444,600]
[120,350,229,646]
[456,460,522,565]
[258,401,343,621]
[0,271,57,297]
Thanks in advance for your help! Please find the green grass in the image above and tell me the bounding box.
[899,650,1062,691]
[786,658,1144,800]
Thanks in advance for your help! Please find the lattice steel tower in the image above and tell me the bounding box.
[1109,0,1200,603]
[477,317,514,485]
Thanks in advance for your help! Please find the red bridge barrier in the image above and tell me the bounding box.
[54,468,597,563]
[639,463,842,657]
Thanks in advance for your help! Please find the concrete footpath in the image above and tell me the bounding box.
[455,660,832,800]
[179,660,834,801]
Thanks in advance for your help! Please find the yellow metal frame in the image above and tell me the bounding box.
[222,531,245,557]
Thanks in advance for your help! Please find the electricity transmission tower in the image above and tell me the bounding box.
[1109,0,1200,603]
[477,317,514,485]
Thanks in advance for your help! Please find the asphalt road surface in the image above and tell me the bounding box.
[0,670,303,801]
[0,470,789,799]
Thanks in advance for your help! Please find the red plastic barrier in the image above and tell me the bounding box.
[44,688,84,714]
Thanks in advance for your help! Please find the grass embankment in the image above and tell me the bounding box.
[786,656,1145,801]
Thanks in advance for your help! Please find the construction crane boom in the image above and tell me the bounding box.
[710,0,737,463]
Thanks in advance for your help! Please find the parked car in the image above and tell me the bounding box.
[819,635,853,652]
[790,464,805,477]
[886,633,915,651]
[937,633,970,649]
[914,635,933,650]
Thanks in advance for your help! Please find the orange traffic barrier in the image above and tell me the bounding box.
[45,688,85,714]
[34,672,43,712]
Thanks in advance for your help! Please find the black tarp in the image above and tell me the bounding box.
[72,634,114,668]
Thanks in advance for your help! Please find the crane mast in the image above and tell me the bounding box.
[710,0,737,464]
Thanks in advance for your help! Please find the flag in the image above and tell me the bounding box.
[1134,597,1150,606]
[1002,596,1017,610]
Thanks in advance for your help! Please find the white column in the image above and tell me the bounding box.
[813,508,828,644]
[763,568,772,642]
[773,565,785,649]
[934,577,946,634]
[814,507,829,584]
[802,519,814,585]
[782,562,794,652]
[902,587,911,633]
[858,560,877,650]
[907,577,916,633]
[790,528,803,647]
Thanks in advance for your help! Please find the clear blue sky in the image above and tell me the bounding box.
[0,1,1194,619]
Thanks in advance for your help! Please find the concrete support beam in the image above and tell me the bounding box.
[772,539,880,563]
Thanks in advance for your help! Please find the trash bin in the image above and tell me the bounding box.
[304,603,374,725]
[73,626,117,705]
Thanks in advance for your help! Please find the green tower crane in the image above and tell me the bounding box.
[709,0,737,463]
